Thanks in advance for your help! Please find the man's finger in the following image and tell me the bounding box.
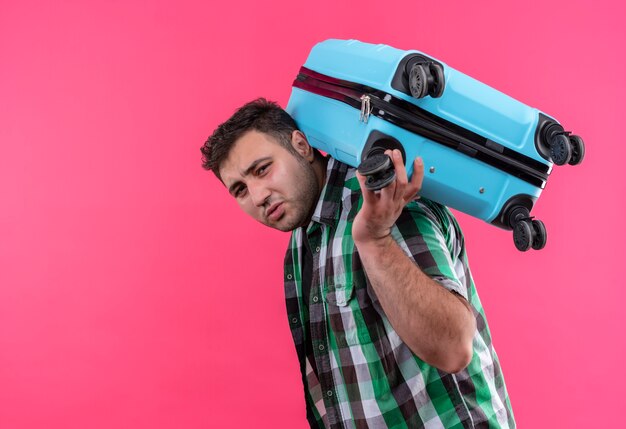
[391,149,408,185]
[356,171,379,205]
[378,172,398,205]
[406,157,424,201]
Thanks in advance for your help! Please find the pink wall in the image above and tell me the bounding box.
[1,0,624,427]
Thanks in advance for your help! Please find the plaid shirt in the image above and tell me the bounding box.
[284,158,515,428]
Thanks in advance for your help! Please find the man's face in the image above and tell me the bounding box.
[219,130,321,231]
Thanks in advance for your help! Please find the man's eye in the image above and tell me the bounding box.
[234,186,247,198]
[257,164,270,175]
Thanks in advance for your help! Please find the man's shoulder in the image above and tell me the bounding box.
[409,198,455,223]
[400,197,464,244]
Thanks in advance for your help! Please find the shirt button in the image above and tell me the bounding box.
[318,344,325,351]
[287,274,292,280]
[315,246,320,252]
[291,317,298,324]
[312,296,319,303]
[326,390,333,397]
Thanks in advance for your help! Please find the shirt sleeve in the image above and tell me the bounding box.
[390,199,468,300]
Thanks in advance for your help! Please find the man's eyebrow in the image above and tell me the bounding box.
[227,157,272,195]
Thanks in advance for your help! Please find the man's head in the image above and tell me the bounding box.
[201,98,327,231]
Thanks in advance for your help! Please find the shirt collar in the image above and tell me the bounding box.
[309,157,350,228]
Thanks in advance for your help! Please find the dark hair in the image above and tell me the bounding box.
[201,98,301,181]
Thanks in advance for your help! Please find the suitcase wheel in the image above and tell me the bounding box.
[568,135,585,166]
[408,62,445,99]
[365,169,396,191]
[357,154,397,191]
[513,219,533,251]
[531,219,547,250]
[511,214,548,252]
[408,64,429,99]
[358,153,392,175]
[549,134,572,166]
[428,63,446,98]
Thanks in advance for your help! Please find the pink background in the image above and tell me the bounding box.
[1,0,624,427]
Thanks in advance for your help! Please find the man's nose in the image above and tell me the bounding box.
[249,183,270,207]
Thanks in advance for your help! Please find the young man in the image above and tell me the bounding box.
[201,98,515,428]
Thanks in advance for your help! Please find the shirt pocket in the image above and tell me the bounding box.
[322,271,381,347]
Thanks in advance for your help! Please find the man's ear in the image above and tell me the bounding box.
[290,130,315,162]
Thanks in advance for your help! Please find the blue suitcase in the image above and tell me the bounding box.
[286,39,585,251]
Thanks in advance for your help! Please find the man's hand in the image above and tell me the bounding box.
[353,149,424,244]
[351,150,475,373]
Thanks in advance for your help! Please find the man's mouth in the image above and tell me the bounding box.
[266,202,285,222]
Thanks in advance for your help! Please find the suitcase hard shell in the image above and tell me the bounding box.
[286,39,585,251]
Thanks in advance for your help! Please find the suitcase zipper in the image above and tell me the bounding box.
[365,93,547,188]
[360,95,372,123]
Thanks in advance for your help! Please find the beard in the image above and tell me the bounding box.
[270,157,322,232]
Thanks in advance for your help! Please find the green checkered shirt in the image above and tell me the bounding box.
[283,158,515,428]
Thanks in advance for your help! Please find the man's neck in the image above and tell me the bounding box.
[314,155,329,193]
[299,155,329,229]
